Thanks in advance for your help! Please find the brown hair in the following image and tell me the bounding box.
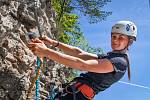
[125,55,131,81]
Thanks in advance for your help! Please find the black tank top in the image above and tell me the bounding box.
[74,52,129,94]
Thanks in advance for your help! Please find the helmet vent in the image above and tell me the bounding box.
[133,26,135,31]
[116,26,119,29]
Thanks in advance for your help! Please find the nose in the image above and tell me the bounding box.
[112,36,119,42]
[113,38,118,42]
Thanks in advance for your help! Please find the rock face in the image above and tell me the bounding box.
[0,0,67,99]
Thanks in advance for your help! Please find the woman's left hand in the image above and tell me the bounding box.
[28,38,48,58]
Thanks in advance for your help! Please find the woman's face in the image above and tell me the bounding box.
[111,32,129,51]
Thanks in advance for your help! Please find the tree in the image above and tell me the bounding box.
[52,0,112,24]
[51,0,109,82]
[71,0,112,23]
[51,0,111,48]
[0,0,111,99]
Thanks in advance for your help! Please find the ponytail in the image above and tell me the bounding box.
[125,54,131,81]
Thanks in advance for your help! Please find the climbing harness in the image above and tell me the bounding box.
[74,82,95,100]
[65,83,78,100]
[54,82,95,100]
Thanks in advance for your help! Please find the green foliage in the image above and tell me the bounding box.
[51,0,112,45]
[61,14,78,33]
[86,47,103,54]
[58,13,80,44]
[52,0,112,24]
[63,68,78,82]
[71,0,112,23]
[51,0,109,80]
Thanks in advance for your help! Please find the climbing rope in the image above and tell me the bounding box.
[26,0,43,99]
[35,57,41,100]
[49,84,56,100]
[26,58,43,100]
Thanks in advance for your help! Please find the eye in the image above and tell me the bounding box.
[119,35,126,40]
[119,36,124,39]
[111,35,117,39]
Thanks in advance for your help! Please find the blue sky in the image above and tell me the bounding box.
[79,0,150,100]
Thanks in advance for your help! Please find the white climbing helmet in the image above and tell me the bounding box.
[111,20,137,41]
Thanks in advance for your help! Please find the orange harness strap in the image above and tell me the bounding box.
[75,82,95,100]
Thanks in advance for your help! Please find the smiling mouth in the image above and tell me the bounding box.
[112,44,119,47]
[112,43,117,45]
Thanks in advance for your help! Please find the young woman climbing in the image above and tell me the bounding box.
[28,20,137,100]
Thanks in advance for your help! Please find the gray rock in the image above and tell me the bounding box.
[0,0,72,99]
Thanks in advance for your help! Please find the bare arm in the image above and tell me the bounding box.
[28,40,114,73]
[43,48,114,73]
[41,37,98,60]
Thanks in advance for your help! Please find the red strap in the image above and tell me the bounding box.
[75,82,95,100]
